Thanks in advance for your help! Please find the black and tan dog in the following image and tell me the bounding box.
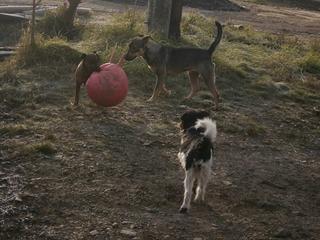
[74,52,100,105]
[124,21,223,108]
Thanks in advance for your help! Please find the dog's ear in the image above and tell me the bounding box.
[81,53,87,59]
[142,35,152,44]
[198,110,210,119]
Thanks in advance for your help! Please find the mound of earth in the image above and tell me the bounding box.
[102,0,244,11]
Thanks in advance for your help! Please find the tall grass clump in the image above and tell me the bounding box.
[15,30,82,67]
[299,50,320,74]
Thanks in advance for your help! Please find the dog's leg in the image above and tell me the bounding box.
[180,169,194,213]
[212,63,220,100]
[161,83,172,96]
[201,65,219,109]
[185,71,200,99]
[74,82,81,105]
[147,72,165,102]
[195,167,210,202]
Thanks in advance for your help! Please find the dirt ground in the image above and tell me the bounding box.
[1,1,320,240]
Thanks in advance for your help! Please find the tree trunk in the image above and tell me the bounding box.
[147,0,183,39]
[63,0,81,29]
[168,0,183,39]
[147,0,172,37]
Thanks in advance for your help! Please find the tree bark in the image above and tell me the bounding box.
[147,0,172,37]
[63,0,81,29]
[168,0,183,39]
[147,0,183,39]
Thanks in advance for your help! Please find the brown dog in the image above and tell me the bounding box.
[124,21,223,108]
[74,52,100,105]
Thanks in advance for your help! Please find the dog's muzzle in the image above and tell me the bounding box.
[124,53,137,61]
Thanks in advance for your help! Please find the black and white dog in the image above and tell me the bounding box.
[178,110,217,213]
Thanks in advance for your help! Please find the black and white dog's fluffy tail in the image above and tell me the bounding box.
[194,118,217,144]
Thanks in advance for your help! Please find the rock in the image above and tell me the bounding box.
[14,194,22,202]
[89,230,98,236]
[130,224,136,229]
[120,229,137,237]
[193,238,202,240]
[112,222,118,228]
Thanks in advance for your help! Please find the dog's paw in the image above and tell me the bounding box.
[179,207,188,214]
[165,90,172,96]
[70,100,79,108]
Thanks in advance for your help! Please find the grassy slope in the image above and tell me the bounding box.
[0,10,320,239]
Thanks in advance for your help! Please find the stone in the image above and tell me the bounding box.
[120,229,137,237]
[89,230,98,236]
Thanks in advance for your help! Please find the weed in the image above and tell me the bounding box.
[24,142,57,155]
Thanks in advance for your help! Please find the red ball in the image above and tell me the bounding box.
[86,63,128,107]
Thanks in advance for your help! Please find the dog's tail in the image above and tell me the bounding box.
[195,118,217,143]
[208,21,223,55]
